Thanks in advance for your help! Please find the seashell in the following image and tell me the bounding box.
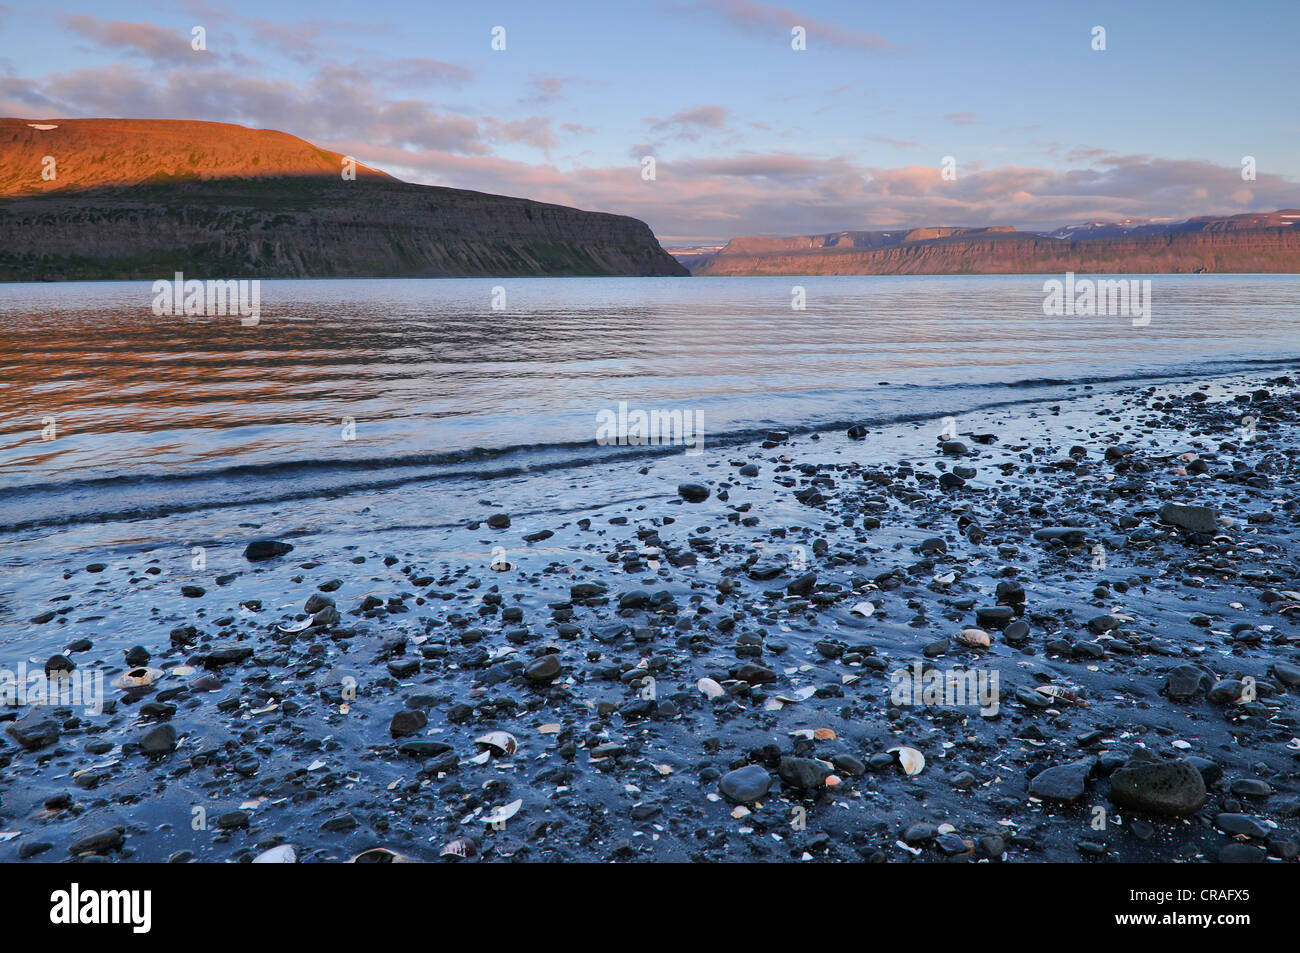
[349,847,415,863]
[475,731,518,756]
[252,844,297,863]
[887,746,925,776]
[775,686,816,703]
[483,798,523,826]
[1035,684,1085,705]
[277,617,314,634]
[849,601,875,617]
[813,727,836,740]
[956,627,991,648]
[440,837,478,859]
[697,677,725,699]
[112,666,163,689]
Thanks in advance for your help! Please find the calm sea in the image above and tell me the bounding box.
[1,274,1297,536]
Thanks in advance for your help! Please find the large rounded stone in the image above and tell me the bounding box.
[1109,754,1206,816]
[719,764,772,803]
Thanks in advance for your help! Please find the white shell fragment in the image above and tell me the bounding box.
[112,667,164,690]
[775,686,816,703]
[252,844,297,863]
[887,746,925,776]
[849,601,875,617]
[475,731,518,756]
[697,677,725,699]
[483,799,523,826]
[349,847,415,863]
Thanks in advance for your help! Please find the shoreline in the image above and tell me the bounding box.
[2,369,1299,862]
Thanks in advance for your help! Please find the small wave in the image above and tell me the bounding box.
[0,357,1293,535]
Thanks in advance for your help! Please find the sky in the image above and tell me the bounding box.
[2,0,1298,243]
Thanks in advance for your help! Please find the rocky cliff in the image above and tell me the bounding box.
[0,118,687,279]
[693,213,1300,275]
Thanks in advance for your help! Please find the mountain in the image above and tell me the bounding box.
[691,213,1300,275]
[0,118,687,280]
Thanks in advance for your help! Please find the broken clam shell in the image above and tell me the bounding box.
[956,627,991,648]
[440,837,478,859]
[887,746,925,776]
[483,799,523,826]
[349,847,416,863]
[112,666,163,690]
[475,731,518,756]
[252,844,297,863]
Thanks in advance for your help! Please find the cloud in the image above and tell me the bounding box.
[364,148,1300,241]
[687,0,895,52]
[9,12,1298,241]
[943,111,980,126]
[370,57,475,89]
[523,74,576,105]
[648,105,731,141]
[58,15,195,64]
[0,74,58,109]
[484,117,557,150]
[21,63,492,155]
[871,135,922,150]
[174,2,393,65]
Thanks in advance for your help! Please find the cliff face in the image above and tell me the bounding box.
[0,118,687,279]
[694,215,1300,276]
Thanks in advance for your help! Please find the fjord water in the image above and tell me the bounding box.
[1,274,1297,537]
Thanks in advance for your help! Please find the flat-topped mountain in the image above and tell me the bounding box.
[0,118,686,279]
[692,212,1300,275]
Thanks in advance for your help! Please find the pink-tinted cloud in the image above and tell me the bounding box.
[59,15,195,64]
[362,147,1300,240]
[648,105,732,141]
[371,57,475,89]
